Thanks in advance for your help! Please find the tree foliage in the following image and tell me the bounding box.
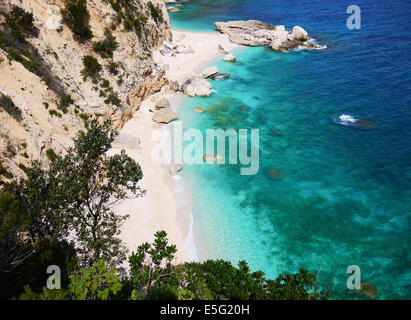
[0,119,144,298]
[93,28,119,58]
[61,0,93,42]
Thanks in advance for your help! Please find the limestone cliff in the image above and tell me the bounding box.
[0,0,172,181]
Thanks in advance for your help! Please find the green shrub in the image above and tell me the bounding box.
[92,28,119,58]
[101,79,110,89]
[147,1,163,23]
[45,148,58,162]
[0,93,22,121]
[104,91,121,106]
[59,95,74,113]
[0,162,13,179]
[108,62,119,75]
[81,56,102,80]
[61,0,93,42]
[3,6,37,42]
[49,109,62,118]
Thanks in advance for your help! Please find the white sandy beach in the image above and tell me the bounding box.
[109,29,237,263]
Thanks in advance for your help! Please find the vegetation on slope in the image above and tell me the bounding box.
[0,93,22,121]
[0,6,67,99]
[61,0,93,42]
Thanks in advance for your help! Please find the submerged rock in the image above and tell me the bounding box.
[353,282,378,299]
[270,129,283,137]
[153,107,179,124]
[203,154,224,164]
[266,168,286,180]
[208,73,230,80]
[167,7,182,12]
[193,106,205,113]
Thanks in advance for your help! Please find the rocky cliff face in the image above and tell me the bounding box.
[0,0,171,181]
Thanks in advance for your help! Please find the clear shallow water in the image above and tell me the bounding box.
[169,0,411,299]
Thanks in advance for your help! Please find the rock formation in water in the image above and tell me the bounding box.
[215,20,315,52]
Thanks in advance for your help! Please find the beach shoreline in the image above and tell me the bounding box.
[110,28,237,263]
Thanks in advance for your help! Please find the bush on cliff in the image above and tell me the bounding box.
[61,0,93,42]
[81,55,102,80]
[0,93,22,121]
[93,28,119,58]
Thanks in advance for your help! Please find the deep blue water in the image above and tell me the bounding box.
[168,0,411,299]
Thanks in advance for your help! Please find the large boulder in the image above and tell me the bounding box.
[153,107,179,124]
[201,66,220,79]
[155,97,170,109]
[292,26,308,41]
[175,74,213,97]
[223,53,237,62]
[184,78,213,97]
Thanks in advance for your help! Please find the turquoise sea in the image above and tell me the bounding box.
[168,0,411,299]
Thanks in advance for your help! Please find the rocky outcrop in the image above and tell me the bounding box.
[0,0,172,180]
[171,74,213,97]
[215,20,315,52]
[215,20,276,46]
[266,168,286,180]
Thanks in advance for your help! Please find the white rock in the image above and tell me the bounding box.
[184,78,213,97]
[275,25,286,32]
[45,6,62,30]
[223,53,237,62]
[271,31,289,51]
[292,26,308,41]
[201,66,220,79]
[153,107,179,124]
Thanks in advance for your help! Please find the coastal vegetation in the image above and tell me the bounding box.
[0,119,330,300]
